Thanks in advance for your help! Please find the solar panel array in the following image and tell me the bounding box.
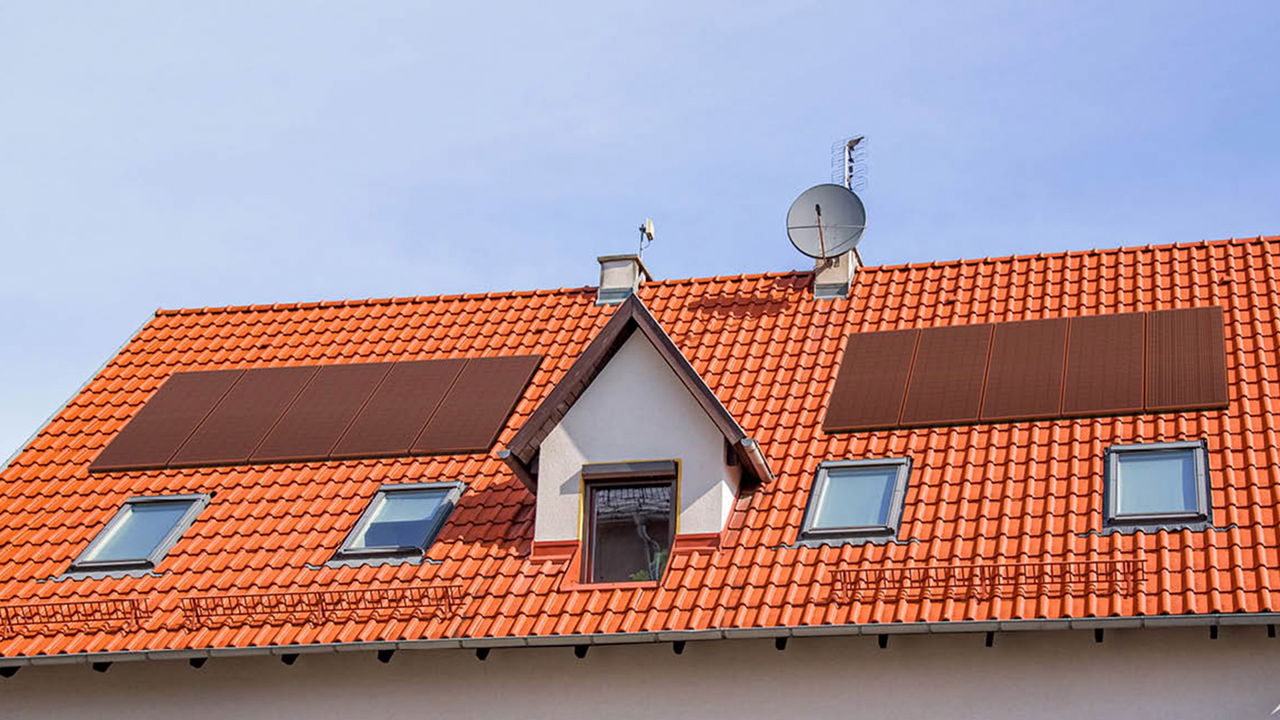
[823,307,1227,432]
[90,356,541,472]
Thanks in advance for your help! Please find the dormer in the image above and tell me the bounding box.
[502,296,771,584]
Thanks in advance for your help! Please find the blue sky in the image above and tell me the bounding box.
[2,2,1278,459]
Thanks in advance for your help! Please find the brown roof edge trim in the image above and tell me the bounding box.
[504,300,643,465]
[498,450,537,493]
[504,295,770,488]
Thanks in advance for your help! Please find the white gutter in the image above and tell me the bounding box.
[3,612,1277,670]
[737,437,774,485]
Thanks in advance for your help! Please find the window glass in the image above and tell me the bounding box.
[347,489,450,552]
[80,500,197,566]
[812,464,898,529]
[1115,448,1198,517]
[589,483,673,583]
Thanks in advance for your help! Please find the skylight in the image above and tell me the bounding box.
[802,459,910,540]
[1106,441,1209,525]
[337,484,460,558]
[72,495,208,571]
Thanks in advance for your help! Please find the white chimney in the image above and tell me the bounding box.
[596,254,652,305]
[813,249,860,300]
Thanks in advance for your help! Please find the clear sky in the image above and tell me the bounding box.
[2,2,1278,459]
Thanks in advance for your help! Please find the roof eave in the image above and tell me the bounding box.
[2,611,1272,669]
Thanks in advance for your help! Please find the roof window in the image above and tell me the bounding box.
[1106,441,1209,526]
[72,495,208,571]
[801,458,910,540]
[337,483,461,559]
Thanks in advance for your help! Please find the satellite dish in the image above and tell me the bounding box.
[786,183,866,259]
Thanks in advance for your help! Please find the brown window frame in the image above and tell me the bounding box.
[581,461,678,585]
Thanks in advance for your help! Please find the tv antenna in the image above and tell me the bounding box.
[831,136,868,191]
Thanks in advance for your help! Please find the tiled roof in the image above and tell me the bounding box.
[2,236,1279,660]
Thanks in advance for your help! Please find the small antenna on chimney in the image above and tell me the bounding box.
[638,218,655,257]
[831,136,868,191]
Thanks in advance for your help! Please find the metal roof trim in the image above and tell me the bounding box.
[3,612,1276,670]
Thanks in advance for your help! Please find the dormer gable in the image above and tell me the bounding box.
[501,296,771,550]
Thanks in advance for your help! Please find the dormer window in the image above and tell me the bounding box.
[801,458,910,541]
[582,461,677,583]
[337,483,461,559]
[72,495,209,571]
[1105,441,1209,526]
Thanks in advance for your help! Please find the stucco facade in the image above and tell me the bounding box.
[534,332,741,542]
[4,628,1277,719]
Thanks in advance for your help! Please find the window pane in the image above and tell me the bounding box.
[591,484,673,583]
[1116,449,1198,516]
[813,465,898,529]
[82,501,193,564]
[350,490,448,550]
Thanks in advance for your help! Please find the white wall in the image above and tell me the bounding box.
[534,333,740,542]
[4,628,1279,719]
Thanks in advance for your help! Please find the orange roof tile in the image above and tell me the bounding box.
[2,236,1280,659]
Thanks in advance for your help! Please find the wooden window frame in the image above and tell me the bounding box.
[581,460,679,584]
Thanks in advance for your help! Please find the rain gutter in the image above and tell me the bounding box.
[3,612,1277,670]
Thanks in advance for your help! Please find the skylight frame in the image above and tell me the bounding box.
[800,458,911,541]
[1104,440,1210,527]
[70,494,210,572]
[334,482,463,560]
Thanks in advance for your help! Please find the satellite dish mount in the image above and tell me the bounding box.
[788,136,868,299]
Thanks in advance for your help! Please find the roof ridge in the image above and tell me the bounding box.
[154,235,1280,318]
[154,270,817,317]
[156,283,597,317]
[860,235,1279,273]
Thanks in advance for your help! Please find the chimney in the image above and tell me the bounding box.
[596,254,652,305]
[813,249,861,300]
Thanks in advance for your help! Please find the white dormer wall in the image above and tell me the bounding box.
[534,333,741,542]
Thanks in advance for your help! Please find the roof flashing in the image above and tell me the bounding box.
[69,495,210,574]
[799,458,911,544]
[1104,440,1211,530]
[333,482,463,562]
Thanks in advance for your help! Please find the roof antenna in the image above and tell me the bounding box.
[637,218,655,258]
[786,135,867,301]
[831,136,868,191]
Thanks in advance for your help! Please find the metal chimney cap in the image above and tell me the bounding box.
[596,254,653,281]
[596,255,653,305]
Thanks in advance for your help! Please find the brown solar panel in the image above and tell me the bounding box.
[169,366,317,467]
[980,318,1069,421]
[413,355,542,454]
[89,370,243,472]
[900,323,993,426]
[1145,306,1229,411]
[249,363,393,463]
[329,358,466,459]
[822,329,919,432]
[1061,312,1146,416]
